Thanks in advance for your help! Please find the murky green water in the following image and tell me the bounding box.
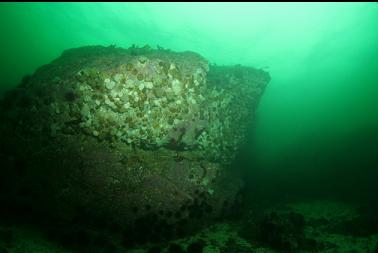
[0,3,377,253]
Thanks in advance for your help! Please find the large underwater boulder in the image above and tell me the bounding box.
[0,45,269,245]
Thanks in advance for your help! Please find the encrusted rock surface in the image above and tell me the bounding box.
[0,45,269,246]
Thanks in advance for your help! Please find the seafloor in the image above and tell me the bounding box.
[1,200,377,253]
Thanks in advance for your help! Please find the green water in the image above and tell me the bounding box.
[1,2,377,163]
[1,3,378,252]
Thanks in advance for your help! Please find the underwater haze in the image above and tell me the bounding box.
[1,2,378,161]
[1,2,378,253]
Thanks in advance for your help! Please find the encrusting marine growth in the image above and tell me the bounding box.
[0,44,270,249]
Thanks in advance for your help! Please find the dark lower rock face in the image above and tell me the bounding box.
[0,45,269,248]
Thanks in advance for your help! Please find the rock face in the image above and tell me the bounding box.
[0,45,269,245]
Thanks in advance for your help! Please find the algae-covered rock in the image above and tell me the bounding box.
[0,45,269,246]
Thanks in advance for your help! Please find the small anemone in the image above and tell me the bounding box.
[126,63,133,71]
[137,73,144,81]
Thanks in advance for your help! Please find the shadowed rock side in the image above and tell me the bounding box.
[0,45,269,248]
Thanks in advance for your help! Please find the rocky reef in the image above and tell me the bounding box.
[0,45,269,249]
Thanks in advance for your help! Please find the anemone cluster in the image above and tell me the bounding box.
[71,56,208,149]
